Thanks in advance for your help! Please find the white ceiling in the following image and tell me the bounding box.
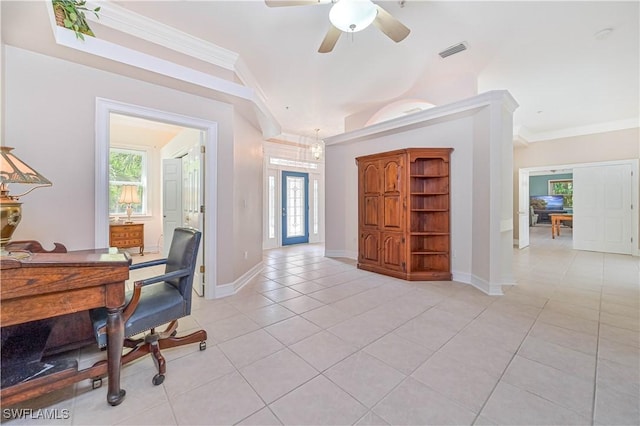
[2,1,639,142]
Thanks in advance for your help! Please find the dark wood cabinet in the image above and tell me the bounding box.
[356,148,453,281]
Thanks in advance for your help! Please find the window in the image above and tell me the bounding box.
[109,148,148,216]
[313,179,319,235]
[549,179,573,208]
[269,157,318,170]
[268,175,276,239]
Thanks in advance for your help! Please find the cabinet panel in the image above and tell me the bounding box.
[363,196,380,227]
[383,195,402,229]
[381,232,404,272]
[383,159,401,192]
[381,155,404,231]
[362,163,380,194]
[359,231,380,266]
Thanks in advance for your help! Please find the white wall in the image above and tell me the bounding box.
[4,45,263,287]
[232,112,264,278]
[325,91,517,295]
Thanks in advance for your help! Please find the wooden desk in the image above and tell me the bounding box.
[550,213,573,239]
[0,252,130,406]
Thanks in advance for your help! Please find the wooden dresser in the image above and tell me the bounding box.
[109,223,144,255]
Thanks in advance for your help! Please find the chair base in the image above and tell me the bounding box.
[92,320,207,388]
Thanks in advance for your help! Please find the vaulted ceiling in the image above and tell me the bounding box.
[2,1,638,143]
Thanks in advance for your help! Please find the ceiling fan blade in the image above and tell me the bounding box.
[265,0,323,7]
[318,25,342,53]
[372,5,410,43]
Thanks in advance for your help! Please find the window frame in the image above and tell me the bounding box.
[109,146,150,217]
[548,179,573,208]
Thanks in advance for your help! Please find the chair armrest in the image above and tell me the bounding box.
[134,268,190,287]
[130,258,168,271]
[122,268,191,322]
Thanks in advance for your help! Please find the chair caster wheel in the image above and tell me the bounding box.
[199,341,206,351]
[92,378,103,389]
[152,374,165,386]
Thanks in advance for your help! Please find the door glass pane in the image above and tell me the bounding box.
[286,176,305,238]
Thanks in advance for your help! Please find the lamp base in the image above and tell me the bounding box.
[1,197,22,249]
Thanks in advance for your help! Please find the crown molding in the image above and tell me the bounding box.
[49,1,282,138]
[325,90,517,146]
[522,118,639,143]
[86,1,239,70]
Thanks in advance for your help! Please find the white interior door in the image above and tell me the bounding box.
[573,164,633,254]
[518,169,530,249]
[183,145,205,295]
[162,159,182,257]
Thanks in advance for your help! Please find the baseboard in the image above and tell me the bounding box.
[325,249,357,260]
[470,274,504,296]
[452,270,472,284]
[211,261,264,299]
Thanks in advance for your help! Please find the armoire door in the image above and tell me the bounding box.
[381,155,405,232]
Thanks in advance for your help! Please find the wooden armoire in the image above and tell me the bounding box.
[356,148,453,281]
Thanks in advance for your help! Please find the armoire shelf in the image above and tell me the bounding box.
[356,148,453,281]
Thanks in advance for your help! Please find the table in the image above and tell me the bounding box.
[0,251,130,406]
[550,213,573,239]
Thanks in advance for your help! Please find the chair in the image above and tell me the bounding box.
[90,227,206,386]
[530,206,539,226]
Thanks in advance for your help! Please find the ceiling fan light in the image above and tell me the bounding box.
[329,0,377,33]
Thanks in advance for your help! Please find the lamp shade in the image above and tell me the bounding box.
[0,147,52,187]
[118,185,140,204]
[1,147,52,251]
[329,0,377,33]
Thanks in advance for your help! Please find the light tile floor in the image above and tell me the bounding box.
[3,225,639,425]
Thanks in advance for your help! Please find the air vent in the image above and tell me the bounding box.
[439,42,468,59]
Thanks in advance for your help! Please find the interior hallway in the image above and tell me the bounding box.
[3,225,639,425]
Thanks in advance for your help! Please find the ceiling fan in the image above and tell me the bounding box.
[265,0,411,53]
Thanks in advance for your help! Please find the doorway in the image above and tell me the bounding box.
[96,98,219,299]
[162,142,205,296]
[518,159,638,255]
[282,171,309,245]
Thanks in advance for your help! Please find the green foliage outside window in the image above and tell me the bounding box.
[109,149,146,215]
[550,180,573,208]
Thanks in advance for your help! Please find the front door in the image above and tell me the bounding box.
[282,171,309,245]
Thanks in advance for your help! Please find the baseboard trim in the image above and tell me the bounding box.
[325,250,357,260]
[470,274,504,296]
[212,261,264,299]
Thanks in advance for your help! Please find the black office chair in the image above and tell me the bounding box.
[90,227,207,386]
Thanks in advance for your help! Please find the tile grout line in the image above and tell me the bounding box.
[469,296,551,425]
[590,257,605,426]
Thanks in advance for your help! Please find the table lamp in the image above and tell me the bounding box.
[0,146,52,254]
[118,185,140,224]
